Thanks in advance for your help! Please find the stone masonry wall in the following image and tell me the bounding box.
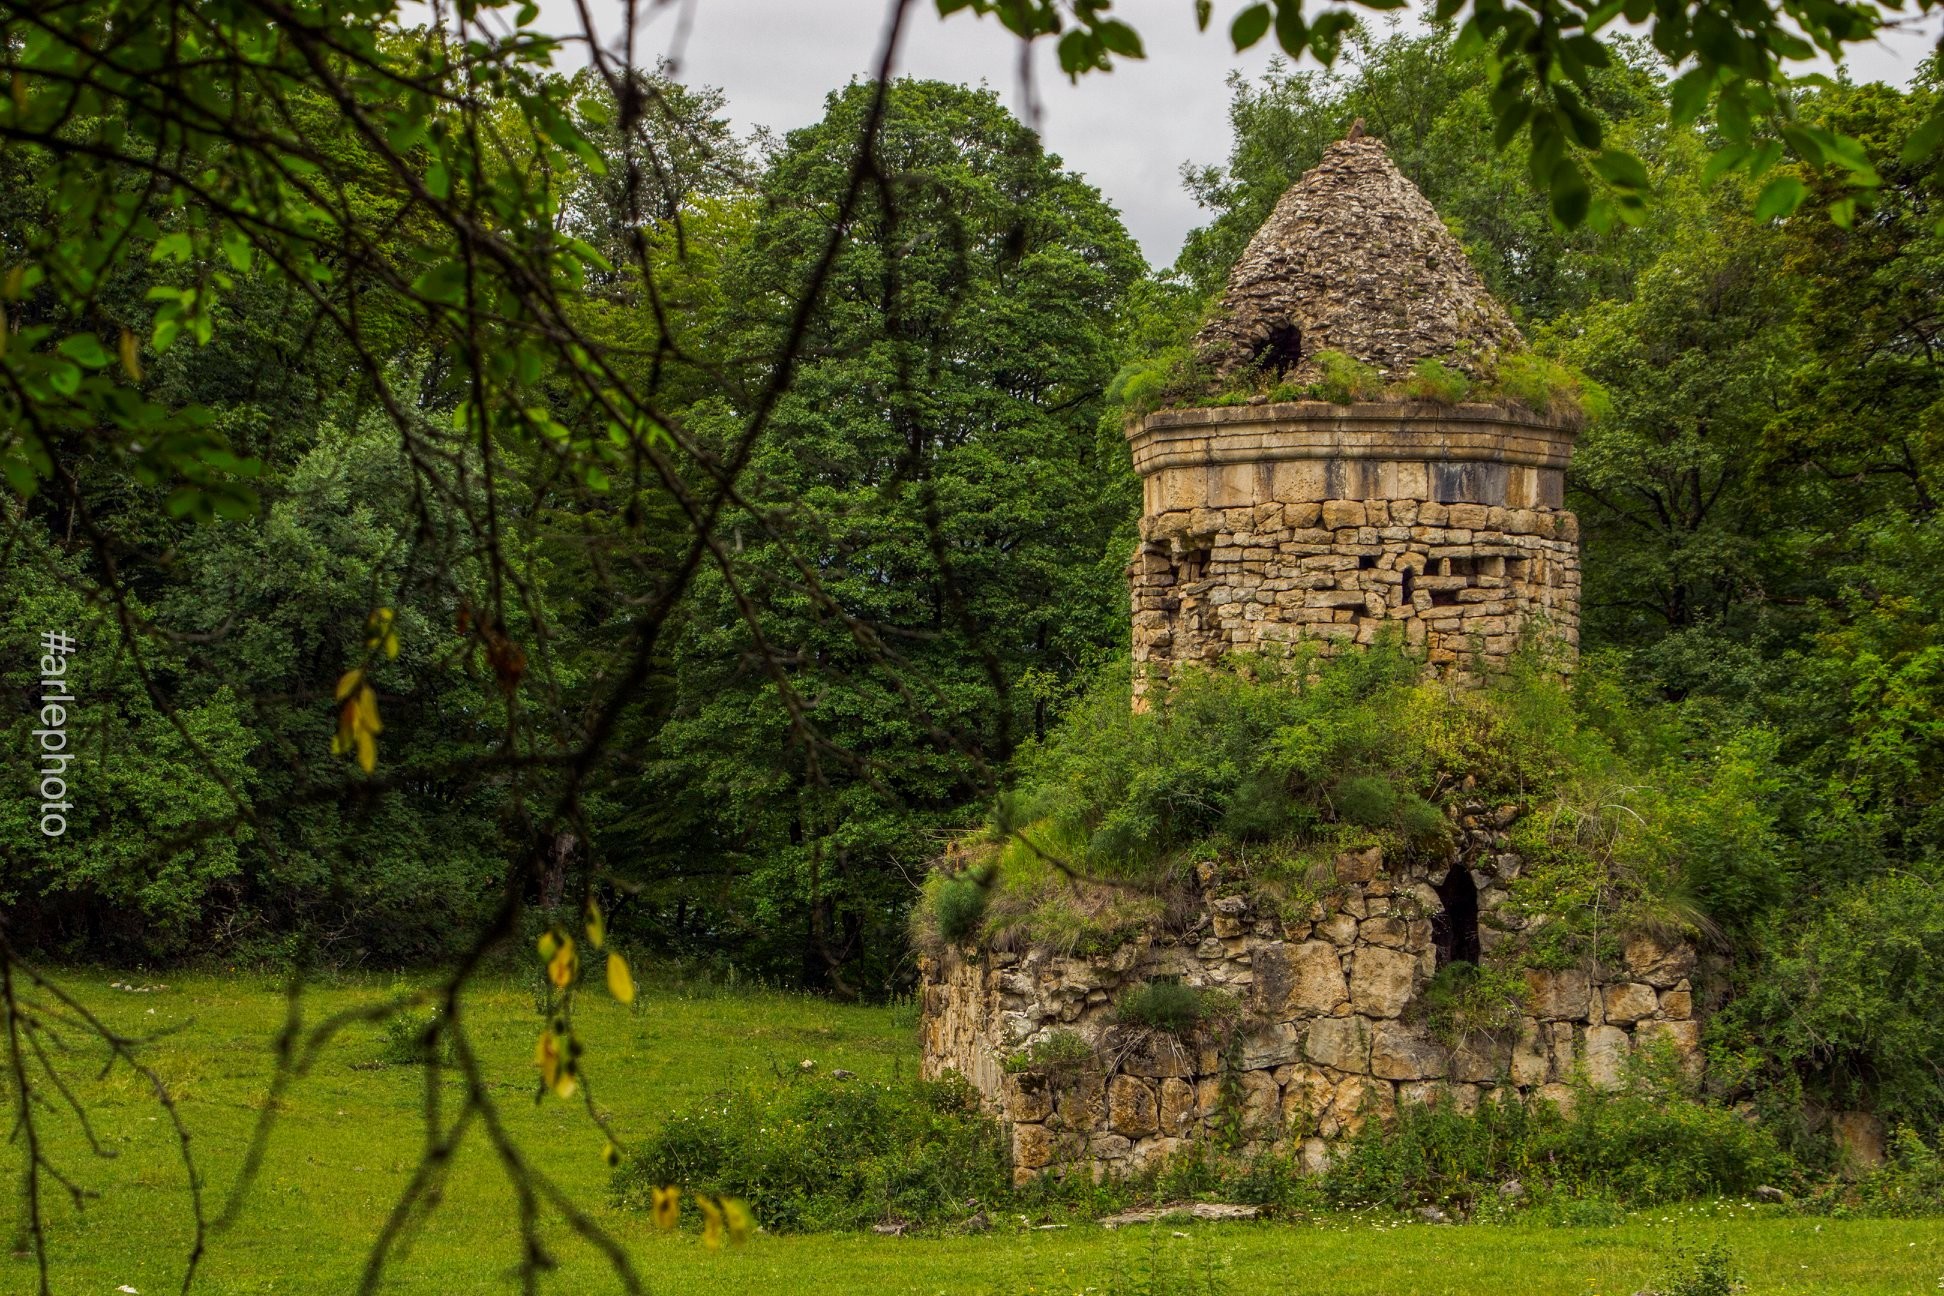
[1125,403,1581,702]
[920,830,1700,1184]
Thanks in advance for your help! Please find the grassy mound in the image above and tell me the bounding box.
[918,643,1756,973]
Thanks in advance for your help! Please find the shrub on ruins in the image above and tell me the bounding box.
[1116,980,1240,1036]
[920,643,1757,972]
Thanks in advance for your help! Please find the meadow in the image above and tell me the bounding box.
[6,971,1940,1296]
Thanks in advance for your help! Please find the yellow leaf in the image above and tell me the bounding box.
[696,1194,724,1250]
[721,1196,753,1245]
[605,952,634,1004]
[355,728,376,774]
[651,1186,680,1229]
[537,931,559,962]
[118,328,143,381]
[335,668,364,702]
[547,935,577,989]
[585,897,605,949]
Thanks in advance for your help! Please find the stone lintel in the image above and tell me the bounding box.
[1127,402,1577,479]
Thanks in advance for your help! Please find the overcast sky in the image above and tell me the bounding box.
[551,0,1943,267]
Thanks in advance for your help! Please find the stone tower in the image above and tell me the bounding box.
[1129,136,1580,700]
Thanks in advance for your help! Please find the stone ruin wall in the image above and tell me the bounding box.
[920,829,1702,1184]
[1127,402,1580,702]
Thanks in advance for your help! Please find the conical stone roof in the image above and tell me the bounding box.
[1194,135,1522,384]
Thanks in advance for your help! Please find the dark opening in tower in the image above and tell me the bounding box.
[1252,323,1303,376]
[1432,866,1481,967]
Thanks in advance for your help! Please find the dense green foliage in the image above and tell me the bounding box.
[627,81,1142,991]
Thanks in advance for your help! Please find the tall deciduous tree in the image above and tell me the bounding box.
[627,79,1143,993]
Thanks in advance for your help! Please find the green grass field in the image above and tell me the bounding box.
[8,970,1941,1295]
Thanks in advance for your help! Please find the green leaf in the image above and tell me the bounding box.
[220,229,254,272]
[58,333,110,368]
[1670,67,1712,126]
[1589,149,1649,193]
[1702,144,1749,184]
[1754,176,1808,221]
[1550,160,1592,228]
[426,161,451,201]
[1828,197,1857,229]
[1273,1,1307,56]
[1229,3,1270,50]
[1095,19,1143,57]
[1555,85,1603,150]
[413,260,468,304]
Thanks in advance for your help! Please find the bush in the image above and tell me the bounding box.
[1415,960,1527,1045]
[613,1073,1011,1232]
[1643,1240,1745,1296]
[1310,349,1385,403]
[931,874,990,943]
[376,1006,453,1066]
[1803,1125,1944,1217]
[1004,1029,1095,1075]
[1320,1081,1792,1212]
[1117,980,1236,1035]
[1404,357,1471,404]
[1490,352,1608,426]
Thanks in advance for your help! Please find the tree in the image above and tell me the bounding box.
[630,79,1143,994]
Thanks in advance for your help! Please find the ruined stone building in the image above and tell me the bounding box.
[919,136,1701,1183]
[1130,135,1580,700]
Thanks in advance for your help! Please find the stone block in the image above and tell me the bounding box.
[1451,1032,1508,1084]
[1129,1135,1185,1174]
[1370,1021,1449,1080]
[1583,1024,1630,1091]
[1601,982,1659,1025]
[1238,1069,1281,1135]
[1332,1075,1395,1136]
[1524,967,1591,1020]
[1335,845,1383,883]
[1007,1073,1053,1123]
[1831,1111,1886,1174]
[1013,1122,1054,1170]
[1322,499,1368,529]
[1319,911,1360,946]
[1623,933,1696,988]
[1305,1014,1371,1073]
[1120,1032,1199,1078]
[1090,1131,1133,1160]
[1240,1019,1304,1069]
[1278,1063,1336,1135]
[1108,1075,1159,1137]
[1267,940,1348,1016]
[1051,1069,1105,1129]
[1158,1077,1198,1136]
[1659,987,1693,1020]
[1262,459,1325,507]
[1510,1017,1548,1087]
[1350,946,1418,1018]
[1359,915,1410,948]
